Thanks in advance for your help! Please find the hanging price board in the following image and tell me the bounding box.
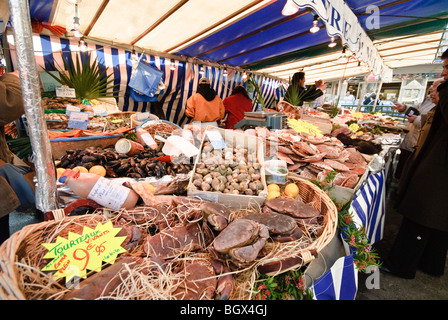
[41,220,127,282]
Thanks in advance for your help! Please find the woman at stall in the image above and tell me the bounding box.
[222,85,253,129]
[185,77,225,128]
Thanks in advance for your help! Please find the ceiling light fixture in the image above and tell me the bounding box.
[337,47,349,64]
[328,36,337,48]
[69,1,83,38]
[199,66,205,75]
[223,68,228,77]
[309,15,320,33]
[281,0,299,16]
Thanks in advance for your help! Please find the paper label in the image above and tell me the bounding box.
[65,104,81,116]
[92,105,108,116]
[140,132,156,146]
[41,220,127,282]
[87,177,131,211]
[205,130,226,149]
[68,111,89,129]
[56,87,76,98]
[136,112,150,121]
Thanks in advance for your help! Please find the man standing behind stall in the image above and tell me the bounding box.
[185,77,225,128]
[0,71,36,244]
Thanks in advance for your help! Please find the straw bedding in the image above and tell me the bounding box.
[0,178,337,300]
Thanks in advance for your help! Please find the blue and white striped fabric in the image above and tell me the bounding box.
[349,170,386,244]
[312,252,358,300]
[6,32,283,128]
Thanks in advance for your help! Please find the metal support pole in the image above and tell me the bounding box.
[8,0,58,212]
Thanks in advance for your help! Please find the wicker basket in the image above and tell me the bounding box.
[0,214,108,300]
[0,177,338,300]
[250,175,338,277]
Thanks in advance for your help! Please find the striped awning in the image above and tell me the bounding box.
[17,0,448,83]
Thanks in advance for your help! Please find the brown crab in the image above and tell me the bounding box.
[144,222,213,259]
[172,257,234,300]
[241,212,303,243]
[262,196,321,221]
[213,219,269,266]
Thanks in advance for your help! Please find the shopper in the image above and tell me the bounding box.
[382,50,448,279]
[185,77,225,128]
[222,85,253,129]
[392,79,441,178]
[283,72,326,106]
[0,71,36,245]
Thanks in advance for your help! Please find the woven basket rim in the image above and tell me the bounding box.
[0,178,338,300]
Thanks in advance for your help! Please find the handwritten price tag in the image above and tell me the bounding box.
[41,220,127,282]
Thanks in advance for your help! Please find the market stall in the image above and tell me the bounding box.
[0,0,445,302]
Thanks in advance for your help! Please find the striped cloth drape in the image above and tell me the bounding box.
[6,32,283,127]
[349,170,386,244]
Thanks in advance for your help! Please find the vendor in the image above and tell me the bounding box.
[222,85,253,129]
[185,77,225,128]
[283,72,327,107]
[0,71,36,245]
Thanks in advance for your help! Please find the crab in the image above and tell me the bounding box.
[262,196,321,220]
[144,222,213,259]
[213,218,269,266]
[200,202,231,231]
[172,257,234,300]
[242,212,303,243]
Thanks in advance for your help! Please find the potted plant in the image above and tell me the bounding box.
[43,52,120,101]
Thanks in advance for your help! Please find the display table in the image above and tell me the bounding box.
[306,146,399,300]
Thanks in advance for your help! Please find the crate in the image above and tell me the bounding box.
[50,134,122,159]
[187,126,267,210]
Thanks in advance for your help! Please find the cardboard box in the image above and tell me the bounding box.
[188,126,267,210]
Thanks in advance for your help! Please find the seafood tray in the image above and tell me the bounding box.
[187,126,268,210]
[50,134,122,159]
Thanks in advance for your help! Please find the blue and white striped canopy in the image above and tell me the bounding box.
[3,0,447,125]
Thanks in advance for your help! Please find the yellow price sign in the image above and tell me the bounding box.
[41,220,127,282]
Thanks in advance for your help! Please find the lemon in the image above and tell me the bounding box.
[56,168,66,180]
[73,166,88,173]
[267,183,280,193]
[266,190,281,201]
[89,165,107,177]
[284,183,299,198]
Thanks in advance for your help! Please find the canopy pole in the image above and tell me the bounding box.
[8,0,58,212]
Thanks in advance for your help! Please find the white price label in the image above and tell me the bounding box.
[87,177,131,211]
[56,87,76,98]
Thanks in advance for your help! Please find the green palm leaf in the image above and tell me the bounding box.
[43,52,120,101]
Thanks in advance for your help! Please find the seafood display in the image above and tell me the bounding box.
[245,128,371,189]
[42,97,80,109]
[56,145,193,179]
[189,140,265,196]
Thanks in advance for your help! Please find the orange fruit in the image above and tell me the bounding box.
[73,166,88,173]
[89,165,106,177]
[284,183,299,198]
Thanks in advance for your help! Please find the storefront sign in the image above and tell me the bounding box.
[41,220,127,282]
[293,0,392,81]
